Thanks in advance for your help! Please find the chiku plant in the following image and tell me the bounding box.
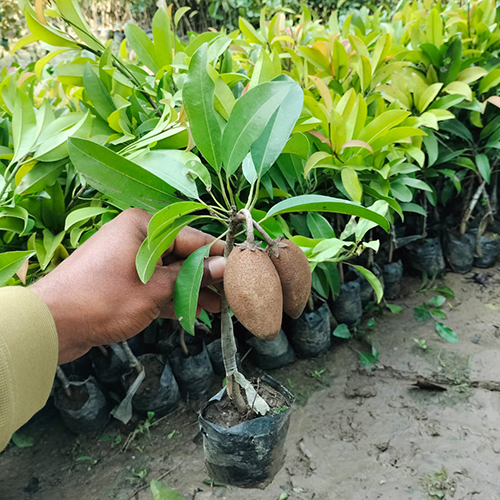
[67,43,389,413]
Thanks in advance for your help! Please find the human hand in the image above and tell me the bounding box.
[31,208,226,364]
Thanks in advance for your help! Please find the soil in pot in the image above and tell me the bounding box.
[445,231,475,274]
[199,375,294,489]
[168,343,214,400]
[290,302,331,358]
[333,282,362,326]
[247,329,296,369]
[473,231,500,268]
[54,377,110,434]
[408,237,446,277]
[123,354,180,418]
[383,260,403,300]
[206,339,242,376]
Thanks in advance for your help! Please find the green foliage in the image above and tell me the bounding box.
[1,0,499,343]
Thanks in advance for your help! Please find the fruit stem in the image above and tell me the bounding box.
[220,212,248,414]
[238,209,255,245]
[121,341,143,373]
[252,219,276,246]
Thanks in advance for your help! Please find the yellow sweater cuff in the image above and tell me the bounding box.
[0,287,58,451]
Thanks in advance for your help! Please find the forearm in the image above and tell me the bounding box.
[0,287,58,451]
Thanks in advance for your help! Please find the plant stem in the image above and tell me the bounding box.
[220,214,247,413]
[0,160,24,201]
[179,329,189,357]
[56,367,72,399]
[121,341,143,373]
[252,219,276,246]
[461,181,485,235]
[239,209,254,245]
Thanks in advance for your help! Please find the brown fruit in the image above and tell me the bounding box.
[224,245,283,341]
[268,239,312,319]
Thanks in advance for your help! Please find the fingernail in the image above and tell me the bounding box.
[208,256,226,279]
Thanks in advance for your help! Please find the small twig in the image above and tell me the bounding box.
[252,219,276,247]
[97,345,109,357]
[461,181,485,235]
[238,209,255,245]
[339,262,345,285]
[121,341,143,373]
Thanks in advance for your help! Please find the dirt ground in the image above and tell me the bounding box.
[2,266,500,500]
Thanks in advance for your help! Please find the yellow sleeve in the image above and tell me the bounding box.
[0,287,58,451]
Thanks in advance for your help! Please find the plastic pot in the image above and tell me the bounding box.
[445,231,475,274]
[54,377,110,434]
[247,329,296,369]
[408,237,446,277]
[168,343,214,400]
[289,302,331,358]
[473,232,500,268]
[383,260,403,300]
[91,344,130,389]
[124,354,180,418]
[333,282,362,326]
[199,374,294,489]
[206,339,242,376]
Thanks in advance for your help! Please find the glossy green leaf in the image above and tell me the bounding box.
[307,212,335,239]
[148,202,206,239]
[68,138,178,212]
[265,195,390,232]
[183,44,222,171]
[250,77,303,178]
[16,161,65,195]
[222,76,300,175]
[333,324,351,339]
[0,251,35,287]
[348,264,383,303]
[83,64,116,120]
[125,24,160,74]
[435,322,459,343]
[12,89,37,164]
[174,244,211,335]
[64,207,111,231]
[476,154,491,184]
[479,69,500,94]
[136,215,200,284]
[341,168,363,202]
[153,8,174,67]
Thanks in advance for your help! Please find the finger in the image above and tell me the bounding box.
[145,265,177,308]
[198,288,222,313]
[114,208,152,240]
[164,226,225,260]
[201,256,226,287]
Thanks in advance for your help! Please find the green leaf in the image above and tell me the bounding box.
[250,77,303,178]
[125,24,160,74]
[427,295,446,308]
[341,168,363,202]
[426,9,443,46]
[476,154,491,184]
[12,89,37,164]
[147,202,206,239]
[422,128,438,167]
[478,69,500,94]
[83,64,116,120]
[333,324,351,339]
[348,264,383,303]
[430,309,447,320]
[306,212,335,239]
[153,8,174,67]
[435,322,458,343]
[265,195,390,232]
[183,45,222,171]
[136,215,200,284]
[11,432,34,448]
[15,161,65,195]
[358,351,379,367]
[65,207,111,231]
[150,479,187,500]
[198,309,212,328]
[135,151,199,199]
[0,251,35,287]
[414,305,432,322]
[358,110,410,145]
[386,304,403,314]
[434,286,455,299]
[68,138,178,212]
[174,245,211,335]
[222,76,300,175]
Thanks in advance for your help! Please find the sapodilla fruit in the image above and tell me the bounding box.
[268,239,312,319]
[224,245,283,341]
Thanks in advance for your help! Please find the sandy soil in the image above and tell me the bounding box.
[2,267,500,500]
